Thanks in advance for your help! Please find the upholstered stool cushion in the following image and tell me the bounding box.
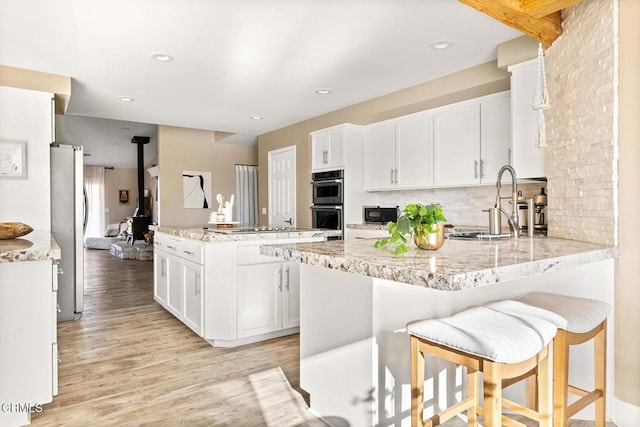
[406,305,557,364]
[485,299,568,329]
[518,292,611,334]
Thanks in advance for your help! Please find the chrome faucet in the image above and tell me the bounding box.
[495,165,519,238]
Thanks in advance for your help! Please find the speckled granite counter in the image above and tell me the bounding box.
[0,230,61,263]
[346,223,387,230]
[260,236,617,291]
[154,226,339,242]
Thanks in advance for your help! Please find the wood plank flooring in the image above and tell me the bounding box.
[29,248,615,427]
[31,248,324,427]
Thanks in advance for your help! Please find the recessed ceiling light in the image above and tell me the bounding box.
[250,115,263,120]
[150,52,174,62]
[315,88,332,95]
[83,153,92,157]
[118,96,135,102]
[120,127,129,132]
[112,143,120,147]
[430,40,454,50]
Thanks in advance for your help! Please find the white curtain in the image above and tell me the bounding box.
[83,165,105,238]
[235,164,258,225]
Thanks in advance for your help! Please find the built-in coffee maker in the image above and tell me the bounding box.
[533,187,547,232]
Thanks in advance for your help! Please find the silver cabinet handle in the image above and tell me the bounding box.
[508,147,513,164]
[278,267,283,291]
[474,160,479,179]
[394,169,399,184]
[195,273,201,296]
[183,250,194,255]
[480,160,485,178]
[167,245,176,250]
[285,267,290,291]
[390,169,394,184]
[161,259,166,277]
[323,150,328,164]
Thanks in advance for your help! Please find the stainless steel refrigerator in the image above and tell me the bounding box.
[51,144,85,321]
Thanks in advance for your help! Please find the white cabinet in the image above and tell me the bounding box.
[236,256,300,338]
[153,233,204,336]
[433,92,511,186]
[1,257,56,427]
[364,111,433,191]
[311,125,345,172]
[509,59,545,179]
[182,259,203,335]
[434,103,480,186]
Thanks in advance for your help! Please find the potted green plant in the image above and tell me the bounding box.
[374,203,447,255]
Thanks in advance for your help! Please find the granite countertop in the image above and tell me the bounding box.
[154,226,340,242]
[347,223,388,230]
[260,236,617,291]
[0,230,61,263]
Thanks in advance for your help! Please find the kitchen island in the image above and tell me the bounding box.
[0,231,60,427]
[152,226,335,347]
[260,236,617,427]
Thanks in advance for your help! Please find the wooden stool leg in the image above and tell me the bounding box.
[411,336,425,427]
[553,329,569,427]
[483,361,502,427]
[467,367,479,427]
[538,346,552,427]
[594,320,607,427]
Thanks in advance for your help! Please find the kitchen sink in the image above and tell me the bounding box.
[446,231,512,240]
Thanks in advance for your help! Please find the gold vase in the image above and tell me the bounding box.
[414,224,445,250]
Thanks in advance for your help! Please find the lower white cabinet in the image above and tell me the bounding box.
[153,232,323,347]
[236,261,299,338]
[153,234,204,336]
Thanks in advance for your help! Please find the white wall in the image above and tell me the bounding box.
[0,86,53,230]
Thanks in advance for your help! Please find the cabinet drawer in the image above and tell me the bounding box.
[181,241,204,264]
[158,235,182,255]
[236,245,279,265]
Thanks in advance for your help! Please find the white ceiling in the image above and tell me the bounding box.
[0,0,522,168]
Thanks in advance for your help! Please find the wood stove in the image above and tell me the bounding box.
[126,135,151,244]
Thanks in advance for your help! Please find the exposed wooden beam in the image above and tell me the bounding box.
[524,0,587,19]
[459,0,563,47]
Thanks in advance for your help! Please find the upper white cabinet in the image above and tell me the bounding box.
[433,103,480,186]
[434,92,511,186]
[311,125,346,172]
[509,59,545,179]
[364,111,434,191]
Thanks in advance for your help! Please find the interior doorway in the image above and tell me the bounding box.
[267,145,296,228]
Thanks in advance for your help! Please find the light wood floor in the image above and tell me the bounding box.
[31,249,324,427]
[30,249,614,427]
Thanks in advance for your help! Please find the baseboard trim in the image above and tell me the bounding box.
[613,397,640,426]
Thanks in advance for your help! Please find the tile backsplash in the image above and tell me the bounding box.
[362,182,546,228]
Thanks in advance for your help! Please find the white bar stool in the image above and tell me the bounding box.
[517,292,610,427]
[407,304,558,427]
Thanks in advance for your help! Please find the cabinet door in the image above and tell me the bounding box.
[434,104,480,186]
[166,256,183,318]
[236,263,283,338]
[510,60,545,178]
[395,112,434,189]
[153,251,168,307]
[311,129,345,172]
[182,260,203,336]
[282,262,300,329]
[364,121,396,190]
[481,93,511,184]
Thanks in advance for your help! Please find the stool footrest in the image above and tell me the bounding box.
[567,389,604,418]
[502,397,541,421]
[568,384,589,397]
[424,397,476,426]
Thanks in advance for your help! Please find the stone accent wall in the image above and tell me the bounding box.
[544,0,618,245]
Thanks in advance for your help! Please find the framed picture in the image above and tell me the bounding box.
[182,171,212,208]
[119,189,129,205]
[0,140,27,179]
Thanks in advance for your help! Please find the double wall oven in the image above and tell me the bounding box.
[311,170,343,239]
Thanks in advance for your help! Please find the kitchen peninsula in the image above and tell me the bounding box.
[152,226,336,348]
[260,236,617,427]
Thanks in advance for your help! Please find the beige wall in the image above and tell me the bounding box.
[257,61,511,228]
[158,125,257,227]
[617,0,640,406]
[104,168,138,225]
[0,65,71,114]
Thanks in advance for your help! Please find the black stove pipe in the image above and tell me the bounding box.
[131,136,150,216]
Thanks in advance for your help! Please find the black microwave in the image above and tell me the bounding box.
[363,206,399,224]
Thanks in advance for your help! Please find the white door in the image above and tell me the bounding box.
[236,263,283,338]
[363,121,396,191]
[268,146,296,227]
[395,112,434,189]
[480,93,511,184]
